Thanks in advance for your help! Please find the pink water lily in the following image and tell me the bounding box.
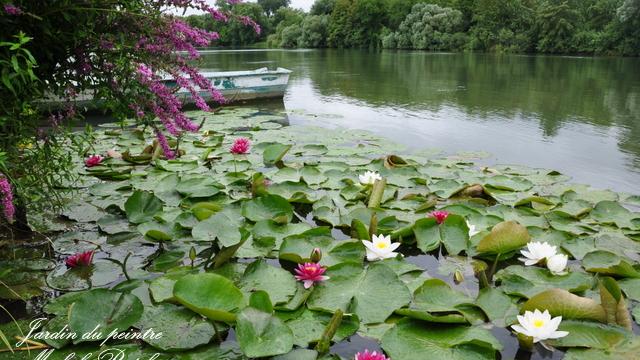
[429,210,450,224]
[65,251,94,268]
[294,262,329,289]
[355,350,389,360]
[230,137,251,154]
[84,155,104,167]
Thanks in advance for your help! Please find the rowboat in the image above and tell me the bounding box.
[41,67,291,110]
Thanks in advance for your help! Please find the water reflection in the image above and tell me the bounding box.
[200,49,640,194]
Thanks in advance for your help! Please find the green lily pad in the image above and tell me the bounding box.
[236,307,294,358]
[521,288,606,322]
[68,288,144,343]
[173,273,245,322]
[582,250,640,278]
[125,190,164,224]
[239,259,297,305]
[494,265,593,298]
[242,194,293,224]
[307,262,411,324]
[476,221,530,255]
[137,303,215,351]
[381,319,501,360]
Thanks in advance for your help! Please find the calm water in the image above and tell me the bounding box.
[199,49,640,195]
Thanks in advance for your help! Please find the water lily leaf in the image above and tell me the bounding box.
[521,288,606,322]
[176,175,222,198]
[279,228,364,266]
[68,288,143,343]
[549,320,631,349]
[236,307,294,358]
[149,268,198,303]
[263,143,292,166]
[242,194,293,224]
[284,308,359,347]
[307,262,411,324]
[563,336,640,359]
[97,214,132,234]
[239,259,297,305]
[192,208,244,247]
[475,287,519,327]
[125,190,163,224]
[381,319,501,360]
[485,175,533,192]
[138,303,215,351]
[591,201,637,228]
[582,250,640,278]
[396,278,483,324]
[476,221,530,255]
[618,278,640,301]
[599,277,633,330]
[412,217,440,252]
[494,265,593,298]
[173,273,245,322]
[272,349,319,360]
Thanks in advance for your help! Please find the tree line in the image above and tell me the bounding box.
[185,0,640,56]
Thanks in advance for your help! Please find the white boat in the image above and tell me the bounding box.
[41,67,291,109]
[167,67,291,104]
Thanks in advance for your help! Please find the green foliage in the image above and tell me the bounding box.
[186,3,269,46]
[311,0,337,15]
[299,15,330,48]
[383,4,466,50]
[258,0,291,16]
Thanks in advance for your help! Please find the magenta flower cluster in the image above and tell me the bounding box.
[3,4,22,15]
[0,176,15,224]
[355,350,389,360]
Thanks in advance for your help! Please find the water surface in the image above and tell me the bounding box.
[200,49,640,194]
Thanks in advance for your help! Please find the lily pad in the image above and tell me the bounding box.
[125,190,164,224]
[173,273,245,322]
[236,307,294,358]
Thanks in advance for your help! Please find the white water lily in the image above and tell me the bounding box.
[359,171,382,185]
[519,241,557,266]
[362,234,400,261]
[467,221,481,237]
[547,254,568,275]
[511,309,569,343]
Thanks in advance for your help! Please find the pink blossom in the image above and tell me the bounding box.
[294,262,329,289]
[355,350,389,360]
[3,4,22,15]
[230,137,251,154]
[65,251,94,268]
[155,129,175,159]
[85,155,104,167]
[0,176,15,224]
[429,210,450,224]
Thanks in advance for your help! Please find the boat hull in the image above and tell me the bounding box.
[170,67,291,104]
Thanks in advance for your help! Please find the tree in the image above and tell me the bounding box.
[383,3,465,50]
[258,0,291,17]
[469,0,536,52]
[299,15,330,47]
[0,1,256,231]
[535,0,579,53]
[311,0,337,15]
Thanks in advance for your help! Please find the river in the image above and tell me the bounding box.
[199,49,640,195]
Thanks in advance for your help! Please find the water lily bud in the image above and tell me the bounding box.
[454,269,464,284]
[547,254,568,275]
[310,247,322,263]
[189,246,197,262]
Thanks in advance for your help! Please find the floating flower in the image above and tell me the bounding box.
[355,350,389,360]
[429,210,449,224]
[84,155,104,167]
[230,137,251,154]
[0,176,15,224]
[65,251,94,268]
[358,171,382,185]
[294,262,329,289]
[511,309,569,343]
[362,234,400,261]
[547,254,568,275]
[519,241,557,266]
[467,220,481,236]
